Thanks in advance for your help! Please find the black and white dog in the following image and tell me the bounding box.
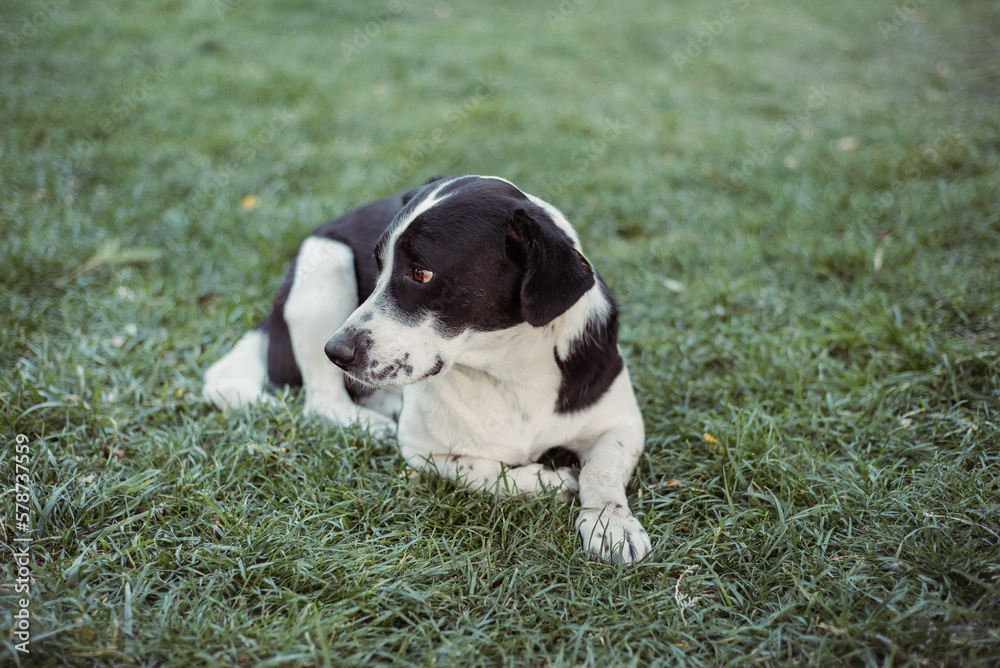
[203,175,651,564]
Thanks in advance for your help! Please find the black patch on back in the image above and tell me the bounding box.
[554,279,625,414]
[264,259,302,387]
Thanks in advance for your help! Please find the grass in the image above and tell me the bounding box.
[1,0,999,665]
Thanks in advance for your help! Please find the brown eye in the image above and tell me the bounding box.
[411,268,434,284]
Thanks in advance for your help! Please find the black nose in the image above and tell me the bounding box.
[324,335,356,368]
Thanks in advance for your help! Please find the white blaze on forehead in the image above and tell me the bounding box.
[373,178,462,294]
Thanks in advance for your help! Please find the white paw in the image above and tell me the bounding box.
[576,503,651,564]
[203,379,269,410]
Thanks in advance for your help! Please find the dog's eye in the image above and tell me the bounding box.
[411,268,434,284]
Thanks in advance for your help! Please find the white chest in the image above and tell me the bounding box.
[396,366,577,466]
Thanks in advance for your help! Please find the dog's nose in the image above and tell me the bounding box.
[324,335,356,368]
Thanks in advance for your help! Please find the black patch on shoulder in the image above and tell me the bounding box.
[554,279,625,414]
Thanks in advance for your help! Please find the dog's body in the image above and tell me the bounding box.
[204,175,651,563]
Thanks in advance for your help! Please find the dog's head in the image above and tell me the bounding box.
[324,175,596,387]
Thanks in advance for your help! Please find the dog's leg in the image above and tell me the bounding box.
[409,453,580,500]
[203,328,270,409]
[574,425,651,564]
[284,237,395,433]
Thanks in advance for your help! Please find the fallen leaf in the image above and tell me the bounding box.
[660,277,686,294]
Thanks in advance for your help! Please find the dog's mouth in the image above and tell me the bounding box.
[336,353,446,388]
[339,367,380,389]
[423,356,445,379]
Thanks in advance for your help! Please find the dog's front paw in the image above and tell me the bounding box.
[576,503,651,564]
[203,379,270,410]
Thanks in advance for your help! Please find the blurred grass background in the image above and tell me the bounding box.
[1,0,999,665]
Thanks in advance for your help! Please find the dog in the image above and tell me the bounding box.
[203,175,651,564]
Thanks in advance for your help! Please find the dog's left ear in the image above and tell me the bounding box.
[509,205,595,327]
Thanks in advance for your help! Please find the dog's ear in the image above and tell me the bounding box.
[509,205,595,327]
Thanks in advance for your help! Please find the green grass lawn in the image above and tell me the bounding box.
[2,0,999,664]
